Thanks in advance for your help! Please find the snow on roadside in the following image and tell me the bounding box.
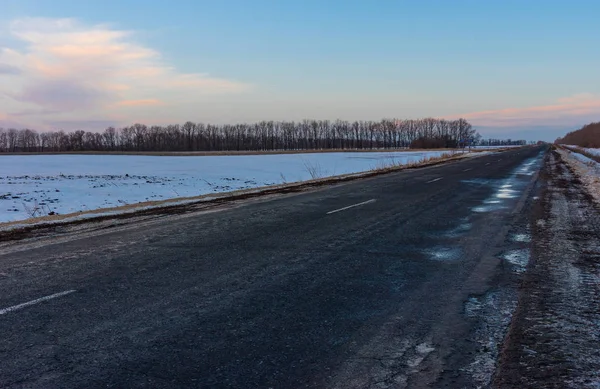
[582,147,600,157]
[1,150,475,223]
[564,145,600,157]
[557,147,600,203]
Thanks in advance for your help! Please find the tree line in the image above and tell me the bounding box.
[0,118,491,153]
[477,138,528,146]
[555,122,600,148]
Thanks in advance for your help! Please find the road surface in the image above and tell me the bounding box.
[0,146,546,388]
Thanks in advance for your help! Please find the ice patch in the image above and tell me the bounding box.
[463,290,518,388]
[464,296,483,317]
[406,342,435,369]
[510,233,531,243]
[443,222,472,238]
[423,246,461,261]
[469,155,542,216]
[496,189,518,199]
[484,199,502,204]
[500,249,530,273]
[472,204,504,213]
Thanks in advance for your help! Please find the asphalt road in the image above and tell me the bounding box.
[0,146,546,388]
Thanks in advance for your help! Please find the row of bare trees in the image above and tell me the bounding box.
[555,122,600,148]
[478,138,528,146]
[0,118,482,153]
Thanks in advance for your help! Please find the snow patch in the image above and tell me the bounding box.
[422,246,462,261]
[510,233,531,243]
[557,148,600,205]
[500,249,530,273]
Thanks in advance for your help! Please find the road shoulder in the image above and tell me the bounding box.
[494,149,600,388]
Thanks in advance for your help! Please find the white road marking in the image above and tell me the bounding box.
[485,162,491,165]
[0,290,76,315]
[463,168,473,172]
[326,199,376,215]
[426,177,443,184]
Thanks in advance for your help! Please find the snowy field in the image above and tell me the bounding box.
[559,148,600,204]
[565,145,600,157]
[583,148,600,157]
[1,150,456,223]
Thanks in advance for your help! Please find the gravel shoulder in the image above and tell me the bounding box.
[494,148,600,388]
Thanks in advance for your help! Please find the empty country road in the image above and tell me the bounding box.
[0,146,546,388]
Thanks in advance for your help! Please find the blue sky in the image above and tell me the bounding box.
[1,0,599,140]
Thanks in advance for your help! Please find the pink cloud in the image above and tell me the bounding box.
[0,18,250,129]
[451,94,600,126]
[116,99,163,107]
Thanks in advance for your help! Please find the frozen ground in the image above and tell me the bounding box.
[1,150,458,223]
[495,149,600,388]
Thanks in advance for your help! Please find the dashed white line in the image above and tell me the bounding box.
[426,177,443,184]
[0,290,76,315]
[463,168,473,172]
[485,162,491,166]
[327,199,376,215]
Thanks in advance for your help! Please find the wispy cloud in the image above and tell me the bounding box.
[0,17,249,130]
[452,93,600,126]
[116,99,163,107]
[0,63,21,75]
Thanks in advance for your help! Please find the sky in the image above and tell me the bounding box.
[1,0,599,141]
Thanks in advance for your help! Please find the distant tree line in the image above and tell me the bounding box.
[0,118,484,153]
[477,138,528,146]
[555,122,600,148]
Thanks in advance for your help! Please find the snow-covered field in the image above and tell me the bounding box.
[1,150,458,223]
[582,147,600,157]
[564,145,600,157]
